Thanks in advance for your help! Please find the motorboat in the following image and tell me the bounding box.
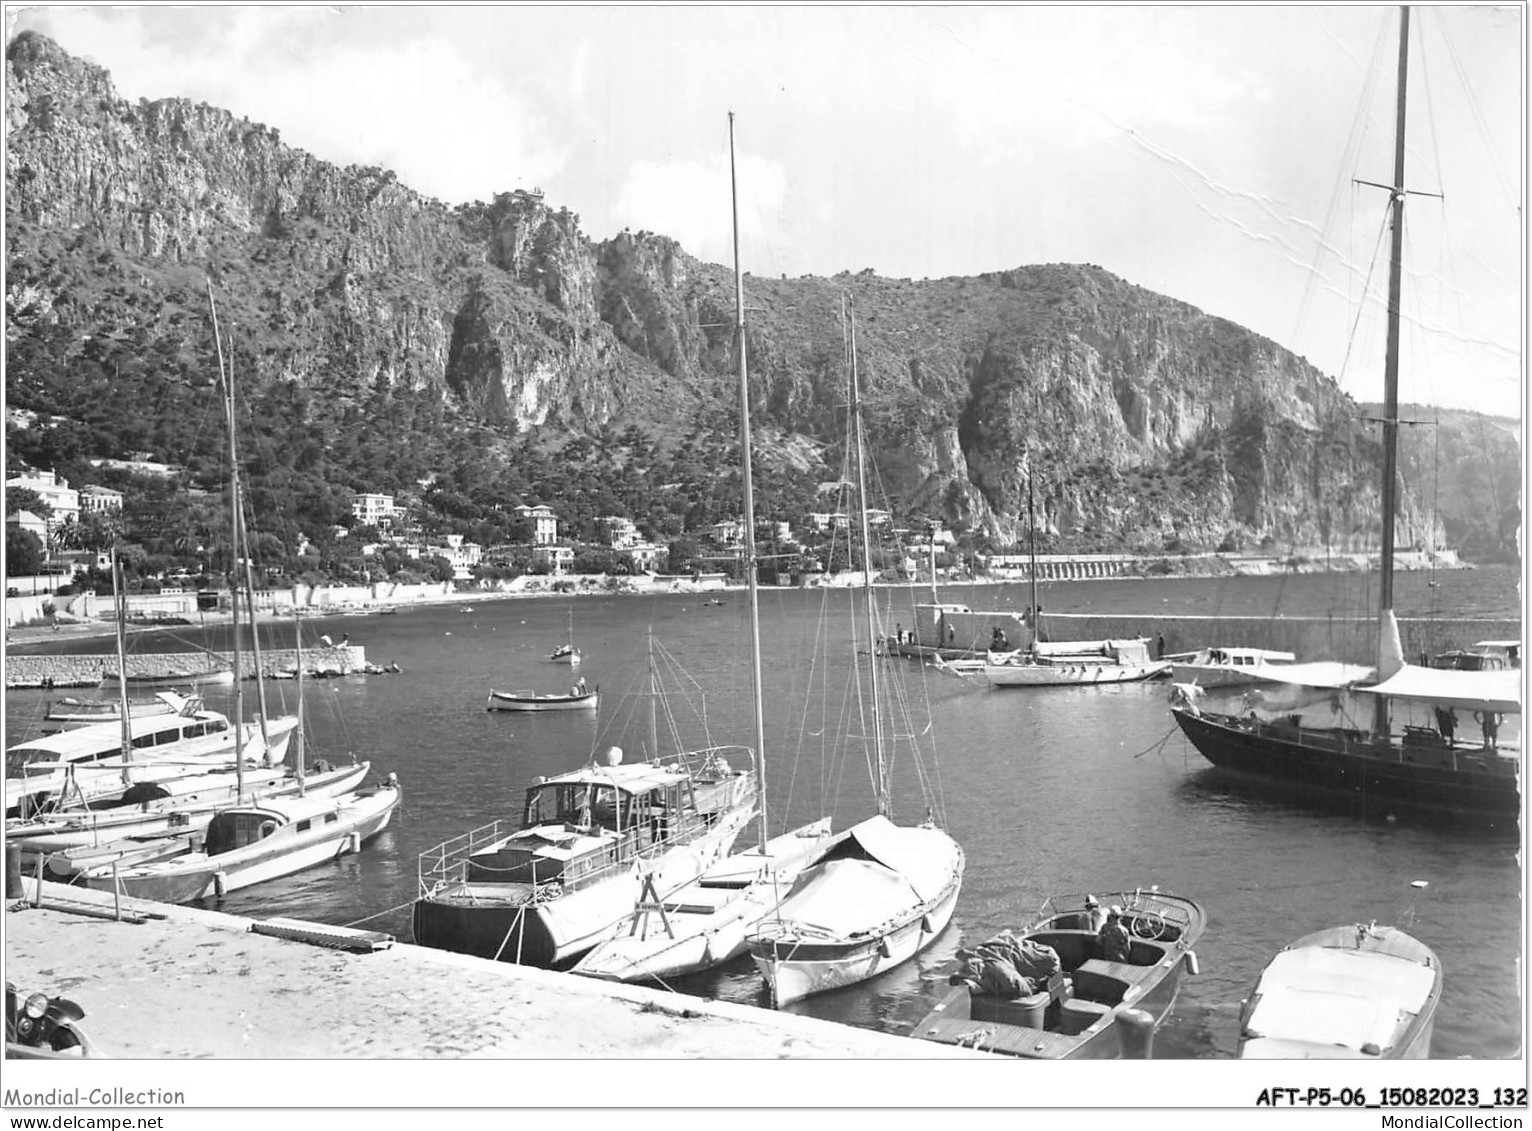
[1238,922,1441,1058]
[5,702,297,818]
[413,743,757,967]
[914,888,1204,1058]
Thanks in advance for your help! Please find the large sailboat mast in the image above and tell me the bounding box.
[208,281,245,799]
[845,298,890,817]
[1373,5,1410,733]
[1378,5,1409,617]
[729,111,769,852]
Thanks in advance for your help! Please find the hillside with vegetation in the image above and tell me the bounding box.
[5,31,1518,588]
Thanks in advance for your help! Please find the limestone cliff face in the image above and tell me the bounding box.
[6,31,1482,555]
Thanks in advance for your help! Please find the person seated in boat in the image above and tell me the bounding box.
[991,627,1009,652]
[572,677,588,695]
[1098,906,1131,963]
[1083,894,1106,933]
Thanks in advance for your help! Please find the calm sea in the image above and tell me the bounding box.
[5,565,1522,1058]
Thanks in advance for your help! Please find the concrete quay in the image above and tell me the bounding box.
[5,645,367,689]
[3,880,979,1061]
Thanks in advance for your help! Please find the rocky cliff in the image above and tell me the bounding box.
[7,31,1507,558]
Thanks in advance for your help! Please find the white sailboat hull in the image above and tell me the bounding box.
[14,762,372,854]
[985,661,1169,687]
[520,803,755,965]
[573,818,835,982]
[82,784,400,903]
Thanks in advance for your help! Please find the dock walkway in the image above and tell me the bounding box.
[3,881,975,1060]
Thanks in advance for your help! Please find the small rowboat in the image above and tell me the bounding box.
[486,686,599,712]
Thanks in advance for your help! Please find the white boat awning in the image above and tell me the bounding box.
[1256,662,1375,689]
[1357,664,1521,714]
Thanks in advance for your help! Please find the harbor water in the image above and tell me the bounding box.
[4,565,1521,1058]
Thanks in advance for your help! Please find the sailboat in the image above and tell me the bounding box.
[547,608,582,665]
[68,284,399,900]
[981,473,1169,688]
[1169,6,1521,829]
[745,296,965,1009]
[5,553,297,820]
[571,113,833,984]
[74,607,397,901]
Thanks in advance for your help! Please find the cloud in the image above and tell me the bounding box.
[14,8,569,203]
[611,148,790,269]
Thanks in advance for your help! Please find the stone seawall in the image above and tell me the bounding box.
[1038,614,1518,666]
[6,646,365,688]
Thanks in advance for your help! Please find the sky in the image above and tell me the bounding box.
[3,3,1525,418]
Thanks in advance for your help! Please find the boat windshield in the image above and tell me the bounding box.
[6,749,57,778]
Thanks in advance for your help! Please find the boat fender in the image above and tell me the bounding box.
[877,937,892,959]
[1184,950,1200,977]
[920,915,933,934]
[213,871,228,898]
[344,831,362,855]
[1117,1008,1155,1059]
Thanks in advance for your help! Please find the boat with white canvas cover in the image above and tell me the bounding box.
[573,116,836,987]
[746,295,964,1009]
[1238,922,1441,1058]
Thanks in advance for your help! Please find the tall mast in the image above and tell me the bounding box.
[730,111,770,851]
[209,280,245,800]
[846,296,889,817]
[112,547,133,786]
[1378,5,1409,618]
[294,607,307,794]
[1027,466,1040,643]
[1373,6,1410,733]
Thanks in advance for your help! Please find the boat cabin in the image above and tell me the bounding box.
[6,705,227,781]
[463,756,753,891]
[1201,648,1296,668]
[1434,641,1520,672]
[203,804,341,856]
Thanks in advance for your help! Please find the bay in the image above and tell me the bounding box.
[5,565,1521,1058]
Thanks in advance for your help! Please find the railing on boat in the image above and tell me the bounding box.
[415,754,759,900]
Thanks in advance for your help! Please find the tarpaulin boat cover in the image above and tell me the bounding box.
[1357,664,1522,714]
[836,815,956,901]
[774,816,956,935]
[1244,946,1437,1056]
